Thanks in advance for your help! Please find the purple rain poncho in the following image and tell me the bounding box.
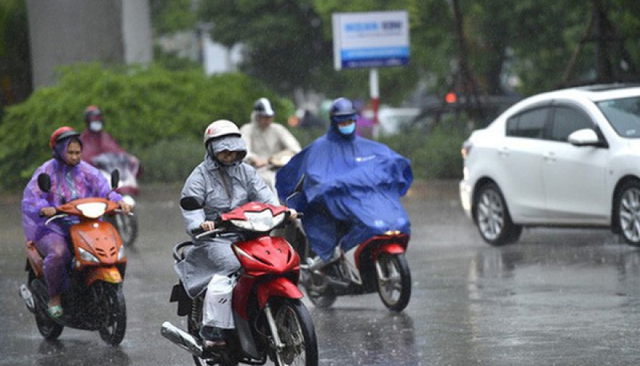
[22,141,122,243]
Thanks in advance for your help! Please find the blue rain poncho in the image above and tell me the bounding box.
[275,125,412,261]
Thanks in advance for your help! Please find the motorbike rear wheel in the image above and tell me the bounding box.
[304,269,337,309]
[187,297,237,366]
[376,252,412,312]
[29,274,64,340]
[270,299,318,366]
[98,283,127,345]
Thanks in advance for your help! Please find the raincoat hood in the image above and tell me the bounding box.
[206,135,247,165]
[52,137,83,166]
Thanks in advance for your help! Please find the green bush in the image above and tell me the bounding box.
[133,137,202,183]
[0,62,290,191]
[380,121,467,180]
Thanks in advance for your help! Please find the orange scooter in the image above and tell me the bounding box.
[19,172,128,345]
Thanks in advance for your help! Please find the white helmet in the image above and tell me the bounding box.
[203,119,241,144]
[253,97,275,117]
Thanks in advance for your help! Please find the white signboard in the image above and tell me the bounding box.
[332,11,410,70]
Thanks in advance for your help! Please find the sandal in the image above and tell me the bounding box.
[47,304,63,318]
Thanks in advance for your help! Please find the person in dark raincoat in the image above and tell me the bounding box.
[275,97,413,268]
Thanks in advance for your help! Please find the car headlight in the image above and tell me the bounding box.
[230,210,286,232]
[76,202,107,219]
[78,247,100,263]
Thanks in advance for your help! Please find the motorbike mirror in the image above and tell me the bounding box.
[284,174,306,207]
[110,169,120,189]
[180,196,204,211]
[293,174,306,193]
[37,173,51,193]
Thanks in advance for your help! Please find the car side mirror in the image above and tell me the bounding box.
[180,196,204,211]
[568,128,600,147]
[37,173,51,193]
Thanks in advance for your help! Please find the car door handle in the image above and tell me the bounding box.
[498,147,509,156]
[543,152,556,162]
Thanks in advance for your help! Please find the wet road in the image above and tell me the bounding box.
[2,181,640,365]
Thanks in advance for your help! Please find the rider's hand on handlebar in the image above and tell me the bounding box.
[40,207,56,217]
[200,221,216,231]
[118,200,132,215]
[251,157,268,168]
[288,208,299,220]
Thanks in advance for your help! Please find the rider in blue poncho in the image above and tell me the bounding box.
[275,97,413,268]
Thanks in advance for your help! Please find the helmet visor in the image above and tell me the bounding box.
[332,114,357,123]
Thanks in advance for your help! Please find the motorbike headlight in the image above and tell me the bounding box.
[76,202,107,219]
[78,247,100,263]
[231,210,286,232]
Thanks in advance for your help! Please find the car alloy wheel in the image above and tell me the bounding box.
[474,182,521,246]
[617,180,640,246]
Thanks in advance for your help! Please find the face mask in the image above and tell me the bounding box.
[338,123,356,135]
[89,121,103,132]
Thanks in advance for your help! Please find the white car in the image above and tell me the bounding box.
[459,83,640,246]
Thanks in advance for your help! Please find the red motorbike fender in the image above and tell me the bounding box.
[372,242,406,258]
[85,266,123,286]
[256,277,303,309]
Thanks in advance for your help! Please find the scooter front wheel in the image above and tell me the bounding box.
[270,299,318,366]
[98,283,127,345]
[376,252,412,312]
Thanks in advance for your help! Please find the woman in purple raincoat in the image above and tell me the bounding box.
[22,126,131,318]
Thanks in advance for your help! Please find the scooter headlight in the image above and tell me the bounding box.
[76,202,107,219]
[231,210,286,232]
[78,247,100,263]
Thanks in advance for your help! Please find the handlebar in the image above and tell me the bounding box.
[44,213,68,226]
[193,227,225,240]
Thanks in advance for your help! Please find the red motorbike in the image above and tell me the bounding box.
[161,199,318,366]
[297,230,412,312]
[19,172,128,345]
[283,179,412,312]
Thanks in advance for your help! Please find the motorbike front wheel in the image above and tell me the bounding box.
[98,283,127,345]
[270,299,318,366]
[376,252,412,312]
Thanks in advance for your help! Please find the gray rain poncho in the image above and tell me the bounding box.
[175,134,278,298]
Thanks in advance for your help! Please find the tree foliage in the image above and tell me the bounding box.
[0,63,290,190]
[191,0,640,102]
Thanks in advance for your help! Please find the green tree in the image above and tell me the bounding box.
[0,63,291,190]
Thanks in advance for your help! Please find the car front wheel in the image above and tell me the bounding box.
[473,182,522,246]
[615,180,640,246]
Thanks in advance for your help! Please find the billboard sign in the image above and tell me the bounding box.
[332,11,410,70]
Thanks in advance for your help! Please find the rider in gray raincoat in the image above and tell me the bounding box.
[176,119,278,300]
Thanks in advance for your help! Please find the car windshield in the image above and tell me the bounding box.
[597,96,640,138]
